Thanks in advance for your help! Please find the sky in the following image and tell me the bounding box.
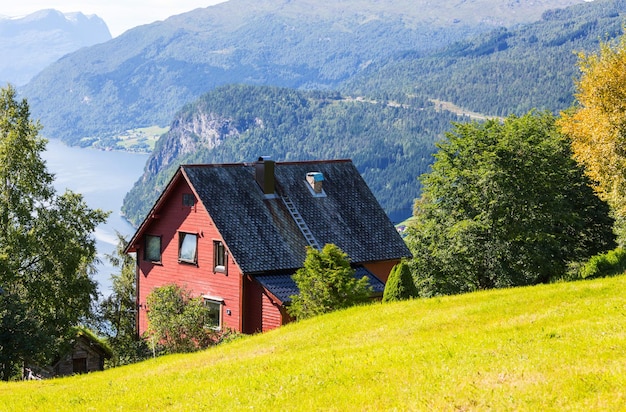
[1,1,227,37]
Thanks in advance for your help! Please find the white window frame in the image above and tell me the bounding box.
[202,296,223,330]
[178,232,198,264]
[213,240,227,274]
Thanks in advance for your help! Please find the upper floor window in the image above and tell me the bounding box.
[178,232,198,264]
[144,235,162,262]
[214,240,226,273]
[182,193,196,207]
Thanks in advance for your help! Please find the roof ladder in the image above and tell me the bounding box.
[282,196,321,250]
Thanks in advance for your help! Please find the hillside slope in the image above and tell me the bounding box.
[2,275,625,410]
[19,0,587,144]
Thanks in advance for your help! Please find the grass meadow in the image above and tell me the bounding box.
[2,275,625,411]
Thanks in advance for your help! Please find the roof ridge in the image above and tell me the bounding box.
[180,159,352,169]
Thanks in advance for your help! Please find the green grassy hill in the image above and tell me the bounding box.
[2,275,626,410]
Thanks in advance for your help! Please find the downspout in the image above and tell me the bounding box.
[239,272,244,333]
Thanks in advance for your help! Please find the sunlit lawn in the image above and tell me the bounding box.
[2,275,625,411]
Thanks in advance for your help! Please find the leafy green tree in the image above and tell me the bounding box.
[0,85,109,380]
[288,244,372,320]
[382,261,418,303]
[146,284,216,355]
[406,112,615,297]
[98,233,148,366]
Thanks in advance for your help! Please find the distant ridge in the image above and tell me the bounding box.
[19,0,587,144]
[0,9,111,86]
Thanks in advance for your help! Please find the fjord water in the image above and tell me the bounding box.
[42,138,149,296]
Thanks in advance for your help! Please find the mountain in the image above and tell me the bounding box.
[121,84,460,225]
[0,9,111,86]
[121,0,625,225]
[18,0,588,146]
[343,0,625,117]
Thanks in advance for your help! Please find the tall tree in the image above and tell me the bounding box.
[406,112,615,297]
[0,85,108,380]
[98,233,148,366]
[558,33,626,241]
[288,244,372,320]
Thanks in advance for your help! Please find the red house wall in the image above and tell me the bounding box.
[242,275,286,334]
[136,177,243,335]
[364,259,400,283]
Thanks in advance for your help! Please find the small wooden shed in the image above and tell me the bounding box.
[51,332,112,376]
[26,330,112,379]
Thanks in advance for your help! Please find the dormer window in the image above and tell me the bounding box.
[306,172,326,197]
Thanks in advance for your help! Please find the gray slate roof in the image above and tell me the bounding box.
[182,159,411,274]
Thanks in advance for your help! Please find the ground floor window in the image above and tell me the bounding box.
[203,298,222,330]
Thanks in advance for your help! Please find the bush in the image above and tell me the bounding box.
[146,284,218,355]
[579,248,626,280]
[382,261,418,302]
[288,244,372,320]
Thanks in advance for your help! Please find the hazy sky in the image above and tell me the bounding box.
[1,1,227,37]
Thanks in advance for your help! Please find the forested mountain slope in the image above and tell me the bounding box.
[344,0,625,116]
[19,0,587,146]
[122,85,460,225]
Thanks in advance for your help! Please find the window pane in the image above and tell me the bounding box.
[182,193,195,207]
[145,235,161,262]
[214,241,225,267]
[179,233,197,262]
[205,300,221,329]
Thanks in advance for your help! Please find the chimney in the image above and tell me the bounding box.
[306,172,324,194]
[255,156,275,196]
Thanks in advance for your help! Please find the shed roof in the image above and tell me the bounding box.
[254,266,385,304]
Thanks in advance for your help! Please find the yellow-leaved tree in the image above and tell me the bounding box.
[559,31,626,240]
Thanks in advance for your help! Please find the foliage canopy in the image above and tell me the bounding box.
[97,233,149,366]
[288,244,372,320]
[559,31,626,241]
[145,284,217,355]
[406,111,615,296]
[0,85,109,380]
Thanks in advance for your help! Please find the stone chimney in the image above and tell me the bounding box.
[306,172,324,194]
[255,156,275,196]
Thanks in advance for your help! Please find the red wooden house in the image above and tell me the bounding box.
[125,157,411,335]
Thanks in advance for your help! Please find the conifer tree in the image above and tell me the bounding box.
[288,244,372,320]
[382,261,418,302]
